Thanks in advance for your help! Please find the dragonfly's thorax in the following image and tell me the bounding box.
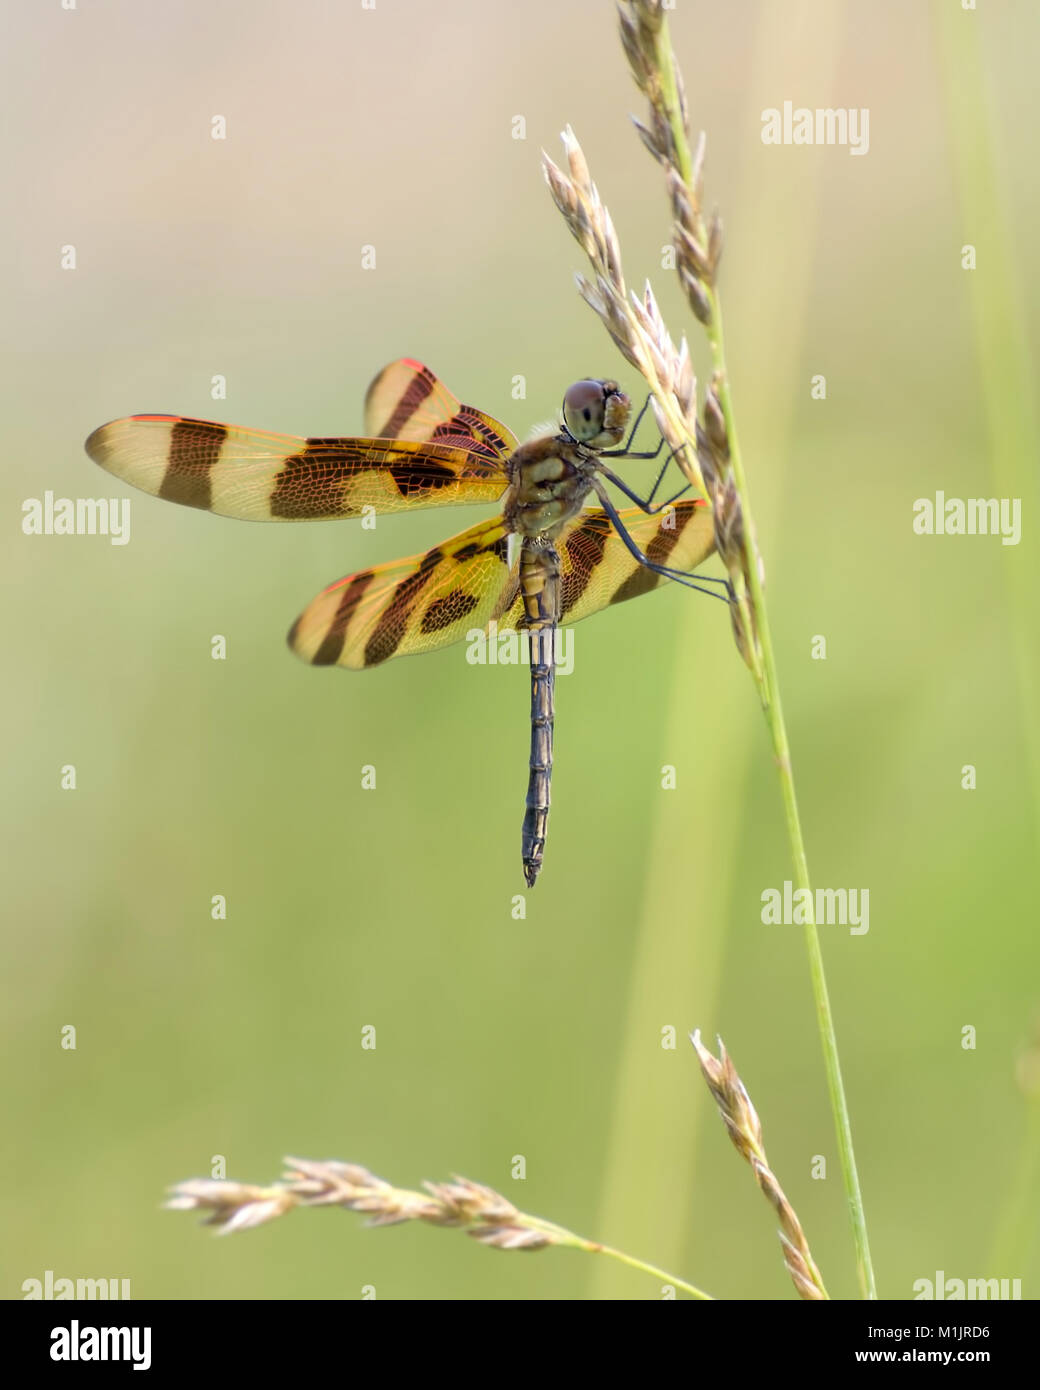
[505,434,597,538]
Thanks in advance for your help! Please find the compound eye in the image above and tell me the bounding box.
[562,380,606,441]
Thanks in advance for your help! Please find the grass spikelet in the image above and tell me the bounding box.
[167,1159,552,1248]
[166,1156,715,1297]
[543,128,707,500]
[691,1033,828,1300]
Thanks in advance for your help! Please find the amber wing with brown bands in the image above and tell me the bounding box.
[85,415,510,521]
[363,358,520,457]
[497,499,716,631]
[288,515,518,670]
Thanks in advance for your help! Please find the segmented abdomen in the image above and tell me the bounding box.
[519,542,561,887]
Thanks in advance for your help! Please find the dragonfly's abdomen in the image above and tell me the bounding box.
[520,541,560,887]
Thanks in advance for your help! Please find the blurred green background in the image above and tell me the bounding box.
[4,0,1038,1300]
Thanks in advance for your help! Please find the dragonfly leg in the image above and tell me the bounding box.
[591,480,733,602]
[600,414,704,513]
[597,456,694,515]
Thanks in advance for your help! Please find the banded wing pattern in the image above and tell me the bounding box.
[85,414,509,523]
[497,499,715,631]
[364,357,520,457]
[289,498,714,671]
[289,515,516,670]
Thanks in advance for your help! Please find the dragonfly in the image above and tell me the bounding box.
[86,359,726,885]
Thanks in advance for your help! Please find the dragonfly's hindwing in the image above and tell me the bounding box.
[498,499,715,630]
[289,515,517,670]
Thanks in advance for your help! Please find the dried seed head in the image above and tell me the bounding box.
[165,1179,296,1234]
[780,1233,827,1301]
[695,423,719,494]
[618,6,650,91]
[712,478,748,575]
[707,211,724,274]
[543,132,712,499]
[574,272,606,317]
[690,1033,827,1300]
[608,329,644,373]
[426,1176,519,1225]
[675,224,712,281]
[601,207,624,287]
[703,378,730,458]
[679,269,713,325]
[562,125,592,191]
[728,594,758,672]
[666,167,695,235]
[674,337,696,416]
[630,114,665,163]
[470,1225,553,1251]
[644,334,674,392]
[631,0,665,36]
[169,1157,567,1255]
[648,393,667,438]
[611,0,770,685]
[542,155,578,221]
[636,279,667,346]
[690,129,707,205]
[690,1032,764,1163]
[675,64,690,140]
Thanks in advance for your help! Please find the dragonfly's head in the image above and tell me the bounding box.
[561,379,631,449]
